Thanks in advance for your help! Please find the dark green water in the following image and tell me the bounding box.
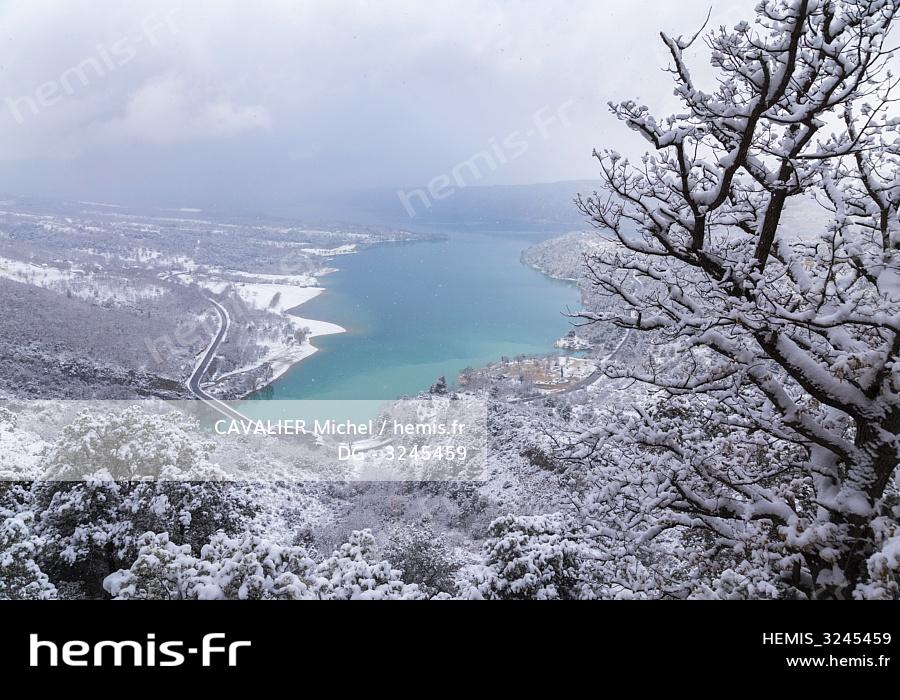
[256,229,580,400]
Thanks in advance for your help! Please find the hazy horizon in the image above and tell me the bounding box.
[0,0,746,211]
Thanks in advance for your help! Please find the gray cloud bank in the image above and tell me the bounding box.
[0,0,745,213]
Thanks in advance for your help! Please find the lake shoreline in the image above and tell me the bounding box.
[251,229,583,402]
[223,290,345,399]
[222,285,348,400]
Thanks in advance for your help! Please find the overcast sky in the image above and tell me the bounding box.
[0,0,747,211]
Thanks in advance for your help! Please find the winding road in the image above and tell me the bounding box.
[187,298,252,423]
[516,327,632,404]
[552,327,633,398]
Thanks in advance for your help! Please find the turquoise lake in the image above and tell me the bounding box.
[254,229,581,401]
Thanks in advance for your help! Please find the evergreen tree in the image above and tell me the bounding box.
[429,376,449,395]
[0,512,56,600]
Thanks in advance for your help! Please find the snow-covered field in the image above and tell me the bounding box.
[0,256,74,286]
[0,256,170,307]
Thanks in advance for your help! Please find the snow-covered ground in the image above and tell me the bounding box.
[0,422,47,480]
[0,256,75,286]
[222,269,319,286]
[179,269,346,393]
[0,199,420,403]
[235,281,321,314]
[300,244,357,256]
[186,271,346,335]
[0,256,170,308]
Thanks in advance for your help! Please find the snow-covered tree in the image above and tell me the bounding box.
[0,408,45,504]
[103,532,197,600]
[41,407,215,482]
[430,376,449,395]
[33,407,255,596]
[107,529,424,600]
[383,522,461,595]
[573,0,900,599]
[0,512,56,600]
[314,530,425,600]
[854,516,900,599]
[190,531,318,600]
[105,531,318,601]
[468,513,590,600]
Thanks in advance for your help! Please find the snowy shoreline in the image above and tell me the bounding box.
[242,287,345,396]
[204,282,347,397]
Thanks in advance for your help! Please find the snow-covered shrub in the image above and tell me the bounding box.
[107,529,424,601]
[124,478,255,555]
[189,532,317,600]
[105,531,318,601]
[0,407,16,430]
[854,516,900,600]
[470,513,589,600]
[41,407,215,482]
[0,408,46,484]
[315,530,424,600]
[33,478,130,597]
[520,444,563,473]
[0,482,33,522]
[689,557,782,601]
[0,512,56,600]
[383,522,461,595]
[33,407,255,596]
[103,532,196,600]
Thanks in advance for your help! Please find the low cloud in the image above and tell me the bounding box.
[0,0,748,206]
[108,75,272,146]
